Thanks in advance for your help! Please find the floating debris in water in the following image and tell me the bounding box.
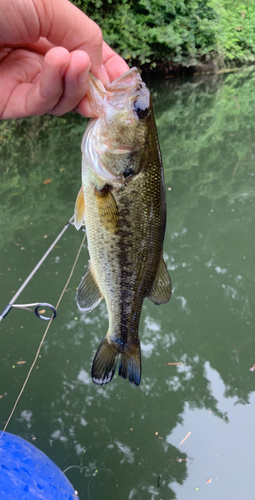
[170,457,187,463]
[179,431,191,446]
[165,362,184,366]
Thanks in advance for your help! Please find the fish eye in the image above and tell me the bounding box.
[132,99,150,120]
[123,168,135,179]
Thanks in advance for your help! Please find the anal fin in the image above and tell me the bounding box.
[76,261,103,312]
[147,254,172,305]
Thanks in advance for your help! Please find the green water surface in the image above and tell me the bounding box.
[0,68,255,500]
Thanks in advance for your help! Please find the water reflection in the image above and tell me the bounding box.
[0,68,255,499]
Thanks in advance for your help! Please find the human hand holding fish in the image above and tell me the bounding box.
[74,68,172,387]
[0,0,129,119]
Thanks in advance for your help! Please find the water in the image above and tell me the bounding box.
[0,68,255,499]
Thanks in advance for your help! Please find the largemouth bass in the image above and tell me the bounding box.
[74,68,171,386]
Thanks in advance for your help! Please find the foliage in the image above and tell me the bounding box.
[71,0,255,68]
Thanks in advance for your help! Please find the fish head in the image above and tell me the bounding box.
[82,68,151,185]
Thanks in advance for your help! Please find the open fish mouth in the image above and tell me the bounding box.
[110,148,132,155]
[105,68,142,93]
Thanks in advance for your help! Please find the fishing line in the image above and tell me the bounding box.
[0,230,86,438]
[0,215,75,322]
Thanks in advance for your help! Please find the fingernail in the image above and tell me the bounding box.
[77,66,90,84]
[100,64,110,84]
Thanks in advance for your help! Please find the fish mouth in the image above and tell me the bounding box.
[105,68,142,93]
[107,147,133,155]
[89,73,106,96]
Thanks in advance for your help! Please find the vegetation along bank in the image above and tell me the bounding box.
[72,0,255,74]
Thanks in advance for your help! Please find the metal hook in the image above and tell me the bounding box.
[0,302,57,322]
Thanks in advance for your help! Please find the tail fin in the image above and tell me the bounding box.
[91,337,141,386]
[91,337,118,385]
[118,342,141,387]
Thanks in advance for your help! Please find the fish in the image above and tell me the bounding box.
[74,67,171,386]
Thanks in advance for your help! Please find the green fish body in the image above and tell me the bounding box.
[75,68,171,386]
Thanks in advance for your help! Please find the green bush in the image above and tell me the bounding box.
[72,0,255,68]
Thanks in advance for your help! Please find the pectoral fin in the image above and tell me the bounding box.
[147,255,172,305]
[95,185,119,233]
[76,261,103,312]
[74,186,85,230]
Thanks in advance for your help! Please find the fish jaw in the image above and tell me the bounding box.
[86,73,106,118]
[105,67,143,92]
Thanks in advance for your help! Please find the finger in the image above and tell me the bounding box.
[102,42,129,82]
[0,49,44,118]
[73,95,94,118]
[1,47,70,118]
[51,50,91,116]
[26,47,71,115]
[19,37,55,55]
[34,0,106,81]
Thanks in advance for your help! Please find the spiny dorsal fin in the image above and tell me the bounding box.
[147,255,171,305]
[74,186,85,230]
[76,261,103,312]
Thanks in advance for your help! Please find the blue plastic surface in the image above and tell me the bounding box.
[0,431,79,499]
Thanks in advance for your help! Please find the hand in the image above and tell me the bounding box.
[0,0,129,119]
